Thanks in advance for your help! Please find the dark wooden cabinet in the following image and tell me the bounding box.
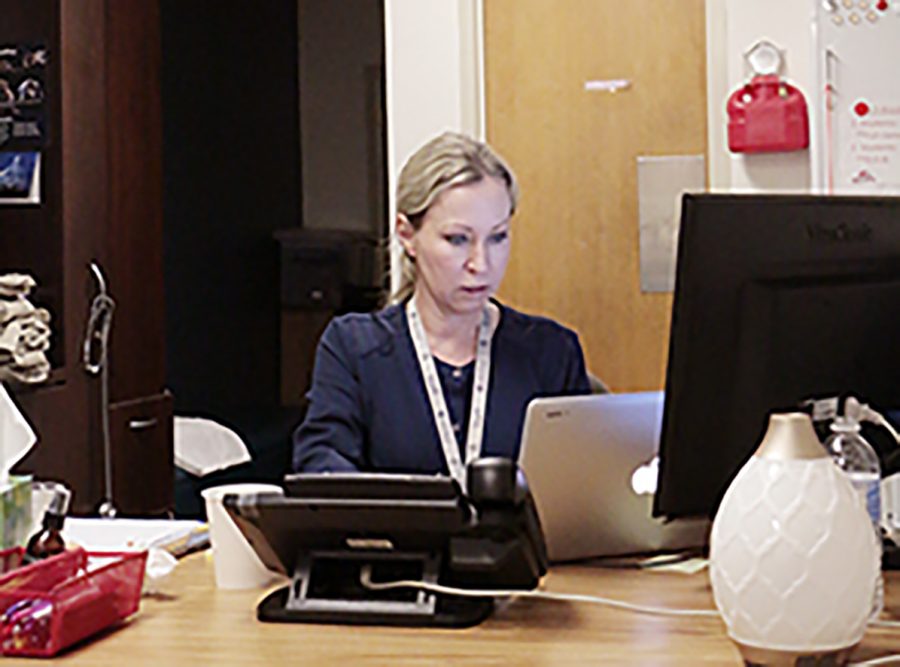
[0,0,171,515]
[109,392,173,515]
[104,0,166,405]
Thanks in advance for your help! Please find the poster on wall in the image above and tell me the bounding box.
[0,151,40,204]
[815,2,900,194]
[0,44,48,152]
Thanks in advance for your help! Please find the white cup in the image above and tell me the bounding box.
[201,483,283,589]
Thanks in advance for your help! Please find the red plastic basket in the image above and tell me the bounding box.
[0,547,147,657]
[0,547,25,575]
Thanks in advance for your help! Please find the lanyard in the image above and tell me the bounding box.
[406,299,493,488]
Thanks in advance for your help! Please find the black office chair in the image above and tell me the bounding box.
[588,372,610,395]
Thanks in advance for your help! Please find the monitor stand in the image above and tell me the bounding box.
[256,549,494,627]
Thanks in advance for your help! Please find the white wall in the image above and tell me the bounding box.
[387,2,820,205]
[384,0,484,286]
[706,0,818,193]
[299,0,384,232]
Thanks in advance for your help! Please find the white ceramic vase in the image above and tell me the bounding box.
[709,412,879,665]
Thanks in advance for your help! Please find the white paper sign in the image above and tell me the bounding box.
[842,99,900,190]
[816,3,900,194]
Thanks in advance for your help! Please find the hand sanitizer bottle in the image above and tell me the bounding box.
[823,396,883,617]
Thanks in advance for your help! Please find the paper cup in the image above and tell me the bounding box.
[201,483,283,589]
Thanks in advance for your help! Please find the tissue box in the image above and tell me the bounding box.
[0,476,31,548]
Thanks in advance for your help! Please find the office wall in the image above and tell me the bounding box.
[705,0,816,192]
[384,0,484,286]
[299,0,385,234]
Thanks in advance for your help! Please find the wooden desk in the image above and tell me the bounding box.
[7,555,899,665]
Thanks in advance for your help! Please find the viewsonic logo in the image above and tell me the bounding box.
[805,221,872,243]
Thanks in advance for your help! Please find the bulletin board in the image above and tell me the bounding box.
[815,0,900,194]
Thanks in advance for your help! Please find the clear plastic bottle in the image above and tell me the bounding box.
[823,397,883,618]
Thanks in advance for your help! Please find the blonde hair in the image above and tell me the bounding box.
[390,132,519,304]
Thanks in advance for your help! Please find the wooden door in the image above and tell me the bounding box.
[484,0,707,391]
[109,392,173,515]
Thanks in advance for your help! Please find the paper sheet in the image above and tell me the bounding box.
[63,518,208,555]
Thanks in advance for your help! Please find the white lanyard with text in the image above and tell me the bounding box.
[406,299,492,488]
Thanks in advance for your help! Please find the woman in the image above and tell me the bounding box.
[292,132,590,481]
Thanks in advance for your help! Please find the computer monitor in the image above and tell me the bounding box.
[654,193,900,520]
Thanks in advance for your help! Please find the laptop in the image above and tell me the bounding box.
[518,391,709,563]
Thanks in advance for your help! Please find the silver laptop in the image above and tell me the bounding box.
[519,391,709,563]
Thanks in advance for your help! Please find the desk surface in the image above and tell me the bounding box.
[7,555,900,665]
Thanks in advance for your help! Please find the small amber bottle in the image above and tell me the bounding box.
[25,486,71,562]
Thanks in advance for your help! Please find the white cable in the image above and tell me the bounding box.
[851,656,900,666]
[359,570,718,619]
[82,262,117,518]
[361,571,900,626]
[361,571,900,665]
[870,412,900,446]
[497,588,719,618]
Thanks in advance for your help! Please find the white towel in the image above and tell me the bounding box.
[0,274,36,298]
[0,298,35,326]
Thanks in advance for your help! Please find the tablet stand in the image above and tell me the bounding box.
[257,549,493,627]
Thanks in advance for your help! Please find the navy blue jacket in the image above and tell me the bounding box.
[292,301,590,473]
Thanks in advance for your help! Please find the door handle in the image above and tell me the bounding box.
[128,417,158,431]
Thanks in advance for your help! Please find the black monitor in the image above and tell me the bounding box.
[654,193,900,520]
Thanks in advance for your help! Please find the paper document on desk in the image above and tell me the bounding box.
[64,518,209,557]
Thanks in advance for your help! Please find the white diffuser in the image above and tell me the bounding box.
[709,412,879,665]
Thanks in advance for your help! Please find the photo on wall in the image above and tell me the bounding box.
[0,44,49,152]
[0,151,40,204]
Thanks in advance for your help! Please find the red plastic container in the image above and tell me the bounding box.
[0,547,25,575]
[726,74,809,153]
[0,547,147,657]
